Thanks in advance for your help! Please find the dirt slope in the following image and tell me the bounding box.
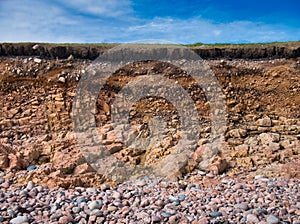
[0,47,299,188]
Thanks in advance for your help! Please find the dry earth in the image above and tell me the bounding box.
[0,47,299,190]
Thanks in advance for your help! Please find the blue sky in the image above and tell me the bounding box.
[0,0,299,44]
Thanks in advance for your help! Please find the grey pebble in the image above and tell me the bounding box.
[151,215,161,222]
[10,215,29,224]
[161,212,173,217]
[209,211,222,217]
[247,214,259,223]
[88,200,103,210]
[72,206,81,213]
[234,202,249,211]
[267,214,280,224]
[7,209,14,217]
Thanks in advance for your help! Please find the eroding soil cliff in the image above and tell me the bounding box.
[0,49,299,188]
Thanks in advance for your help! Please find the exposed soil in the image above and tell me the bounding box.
[0,44,299,189]
[1,41,300,59]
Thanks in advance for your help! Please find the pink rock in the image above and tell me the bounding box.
[58,215,74,223]
[74,163,95,175]
[247,214,259,223]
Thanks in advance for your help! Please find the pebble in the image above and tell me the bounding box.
[88,200,103,210]
[59,215,74,223]
[58,77,66,83]
[26,165,37,171]
[107,205,117,212]
[10,215,29,224]
[112,191,122,199]
[33,58,42,63]
[209,211,223,217]
[26,181,35,190]
[7,209,14,217]
[161,212,173,218]
[266,214,280,224]
[234,202,249,211]
[72,206,81,213]
[151,215,161,222]
[0,174,298,223]
[247,213,260,223]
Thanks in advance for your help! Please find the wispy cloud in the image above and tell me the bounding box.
[58,0,133,17]
[125,18,299,44]
[0,0,299,43]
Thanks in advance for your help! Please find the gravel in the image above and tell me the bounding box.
[0,173,299,223]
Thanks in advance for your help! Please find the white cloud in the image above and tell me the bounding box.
[0,0,84,42]
[125,18,300,44]
[0,0,299,44]
[59,0,132,17]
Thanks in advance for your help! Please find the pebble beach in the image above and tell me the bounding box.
[1,171,299,224]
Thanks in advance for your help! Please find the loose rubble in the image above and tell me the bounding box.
[0,174,299,223]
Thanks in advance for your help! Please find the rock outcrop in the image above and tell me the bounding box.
[0,54,299,188]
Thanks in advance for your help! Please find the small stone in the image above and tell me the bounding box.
[76,198,87,204]
[209,211,222,217]
[151,215,161,222]
[26,181,35,190]
[234,202,249,211]
[67,54,74,61]
[72,207,81,213]
[26,165,37,171]
[256,117,272,127]
[168,195,178,202]
[107,205,117,212]
[90,209,102,217]
[140,198,149,207]
[10,215,29,224]
[266,214,280,224]
[112,191,122,199]
[7,209,14,217]
[88,200,103,210]
[255,175,267,180]
[161,212,173,218]
[185,215,195,222]
[259,133,280,145]
[247,214,259,223]
[233,183,243,190]
[1,181,10,189]
[58,77,66,83]
[33,58,42,63]
[59,215,74,223]
[178,195,186,201]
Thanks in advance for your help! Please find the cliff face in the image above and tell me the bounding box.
[0,45,299,188]
[0,42,299,59]
[192,45,300,59]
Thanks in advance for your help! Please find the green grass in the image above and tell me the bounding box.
[184,40,300,48]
